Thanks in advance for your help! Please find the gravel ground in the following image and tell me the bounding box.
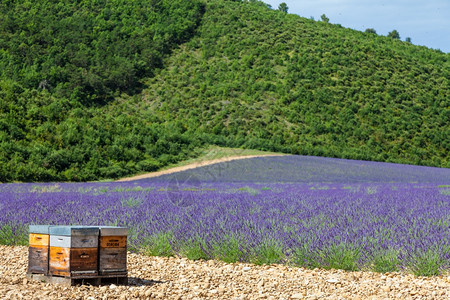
[0,245,449,300]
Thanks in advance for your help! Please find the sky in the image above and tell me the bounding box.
[263,0,449,53]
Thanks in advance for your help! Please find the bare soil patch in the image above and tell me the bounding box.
[1,245,449,299]
[117,154,285,182]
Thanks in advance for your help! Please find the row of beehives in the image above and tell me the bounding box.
[28,225,128,278]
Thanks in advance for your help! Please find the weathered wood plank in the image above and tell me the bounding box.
[71,248,98,273]
[50,235,98,248]
[49,247,70,277]
[49,226,99,237]
[72,236,98,248]
[28,246,49,274]
[98,226,128,236]
[99,247,127,274]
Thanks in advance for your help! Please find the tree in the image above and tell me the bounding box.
[320,14,329,23]
[388,30,400,40]
[365,28,377,34]
[278,2,288,13]
[405,37,412,43]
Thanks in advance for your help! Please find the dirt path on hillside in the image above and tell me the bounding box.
[117,154,285,182]
[1,245,449,299]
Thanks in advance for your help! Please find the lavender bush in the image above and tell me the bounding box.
[1,156,449,276]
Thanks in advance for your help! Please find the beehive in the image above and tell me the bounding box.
[28,225,50,275]
[28,225,128,285]
[98,226,128,275]
[48,226,99,277]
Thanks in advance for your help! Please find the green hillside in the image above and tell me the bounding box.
[0,0,448,182]
[0,0,205,181]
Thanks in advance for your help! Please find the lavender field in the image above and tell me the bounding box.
[1,156,449,276]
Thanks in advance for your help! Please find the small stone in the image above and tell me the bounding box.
[209,289,218,294]
[144,289,152,297]
[381,286,391,292]
[243,267,252,271]
[22,278,28,285]
[326,278,340,284]
[109,284,117,290]
[291,293,304,299]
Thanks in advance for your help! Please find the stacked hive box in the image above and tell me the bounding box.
[49,226,99,277]
[27,225,128,285]
[98,226,128,275]
[28,225,50,275]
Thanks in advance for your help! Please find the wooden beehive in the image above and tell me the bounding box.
[48,226,99,278]
[28,225,128,285]
[98,226,128,275]
[28,225,50,275]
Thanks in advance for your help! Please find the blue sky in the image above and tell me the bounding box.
[263,0,449,53]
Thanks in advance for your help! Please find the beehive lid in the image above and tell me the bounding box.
[49,226,99,236]
[29,225,51,234]
[78,225,129,236]
[98,226,128,236]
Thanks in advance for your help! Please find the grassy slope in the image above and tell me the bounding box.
[116,145,285,181]
[159,145,282,170]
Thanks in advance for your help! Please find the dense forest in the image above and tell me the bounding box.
[0,0,205,181]
[0,0,448,182]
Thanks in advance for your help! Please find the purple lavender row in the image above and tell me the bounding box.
[144,155,450,183]
[0,156,449,274]
[1,182,448,272]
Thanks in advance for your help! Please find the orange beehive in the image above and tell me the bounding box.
[48,226,99,278]
[28,226,51,275]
